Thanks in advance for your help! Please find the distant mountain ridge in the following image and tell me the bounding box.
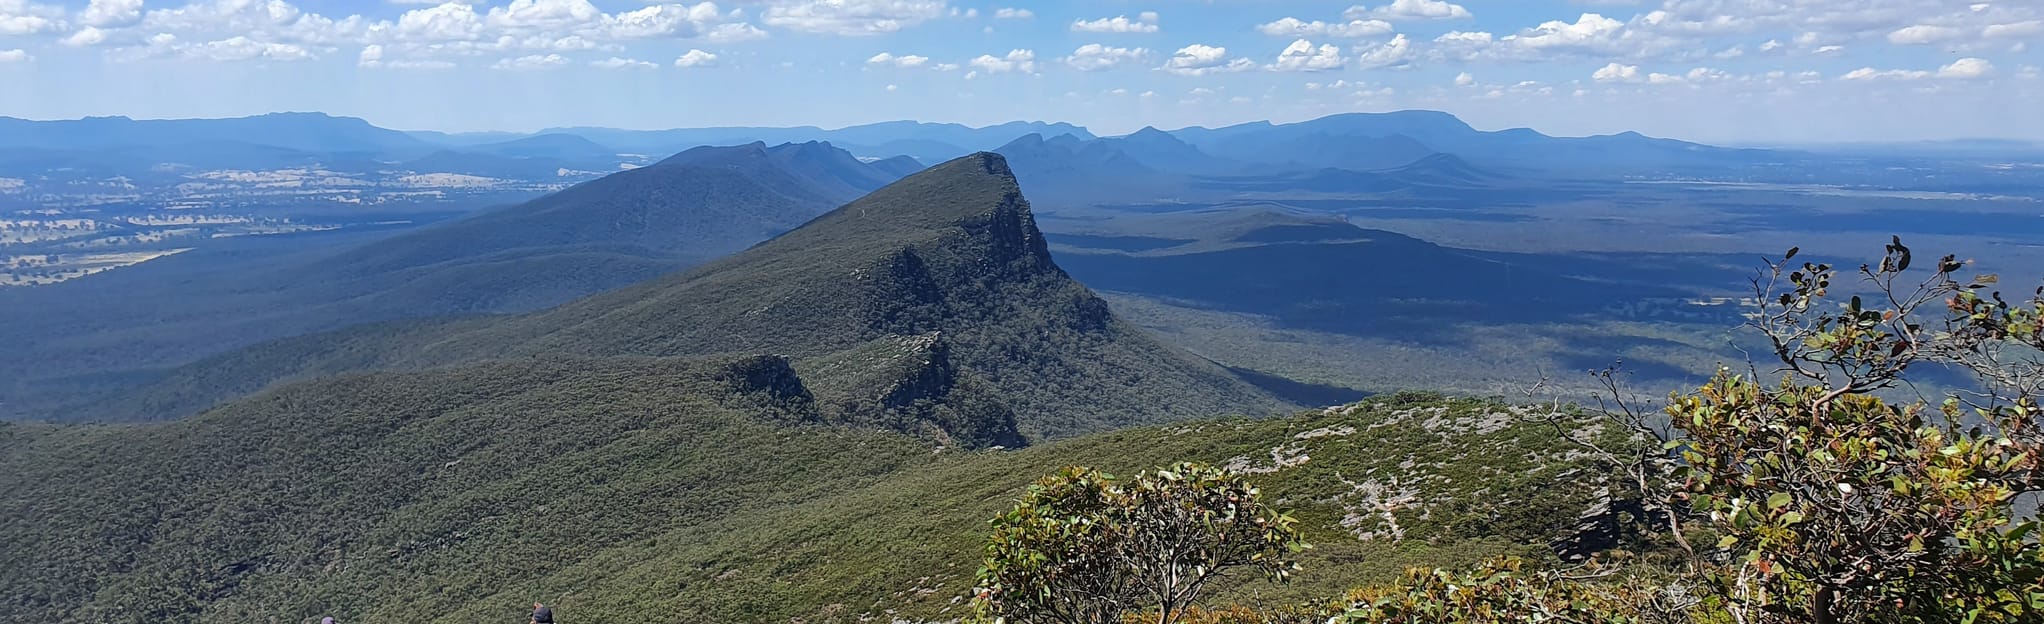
[0,110,1796,181]
[1167,110,1779,175]
[0,112,434,156]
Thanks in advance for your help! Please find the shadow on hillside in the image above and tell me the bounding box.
[1224,366,1372,408]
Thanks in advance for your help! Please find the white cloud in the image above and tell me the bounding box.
[673,48,717,67]
[1256,17,1393,38]
[1269,39,1344,72]
[79,0,143,28]
[0,48,29,62]
[137,0,367,47]
[0,0,66,35]
[1454,71,1474,86]
[1887,24,1966,44]
[1352,0,1471,21]
[592,56,657,69]
[1354,33,1414,69]
[391,2,485,42]
[600,3,724,39]
[866,51,929,68]
[492,53,568,70]
[1842,57,1995,81]
[993,8,1032,19]
[1072,13,1159,34]
[1984,20,2044,39]
[1159,43,1253,76]
[1505,13,1625,51]
[61,25,108,46]
[186,36,314,61]
[484,0,604,34]
[1062,44,1149,71]
[763,0,945,36]
[1592,61,1640,82]
[703,23,768,42]
[1939,56,1994,79]
[968,48,1035,74]
[7,0,785,66]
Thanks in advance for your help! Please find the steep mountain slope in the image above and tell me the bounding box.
[73,154,1289,438]
[336,141,873,273]
[0,142,902,421]
[0,373,1628,624]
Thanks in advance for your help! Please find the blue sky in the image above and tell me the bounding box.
[0,0,2039,143]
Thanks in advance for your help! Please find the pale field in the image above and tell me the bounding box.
[0,248,193,287]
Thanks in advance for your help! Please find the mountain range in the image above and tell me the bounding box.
[0,110,1809,186]
[46,153,1292,441]
[0,112,1794,623]
[0,141,909,420]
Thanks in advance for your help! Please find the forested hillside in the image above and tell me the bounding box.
[0,373,1618,623]
[73,154,1289,440]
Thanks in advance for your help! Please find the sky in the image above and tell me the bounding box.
[0,0,2039,144]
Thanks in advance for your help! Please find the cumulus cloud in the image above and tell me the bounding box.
[61,25,108,46]
[390,2,485,42]
[1062,44,1149,71]
[763,0,945,36]
[1887,24,1966,44]
[673,48,717,67]
[0,48,29,62]
[1938,56,1995,79]
[1505,13,1626,50]
[189,36,313,61]
[1592,62,1641,82]
[1842,57,1994,81]
[104,30,325,62]
[0,0,66,35]
[79,0,143,28]
[968,49,1036,74]
[1159,43,1254,75]
[1429,12,1670,62]
[866,51,930,68]
[1984,20,2044,39]
[1072,12,1159,34]
[1351,0,1472,21]
[1269,39,1344,72]
[994,8,1032,19]
[1454,71,1474,86]
[592,56,657,69]
[492,53,569,70]
[1354,33,1415,69]
[1256,17,1393,38]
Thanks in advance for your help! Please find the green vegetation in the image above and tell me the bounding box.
[73,153,1287,441]
[972,239,2044,623]
[0,375,1617,623]
[973,464,1307,624]
[0,142,896,421]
